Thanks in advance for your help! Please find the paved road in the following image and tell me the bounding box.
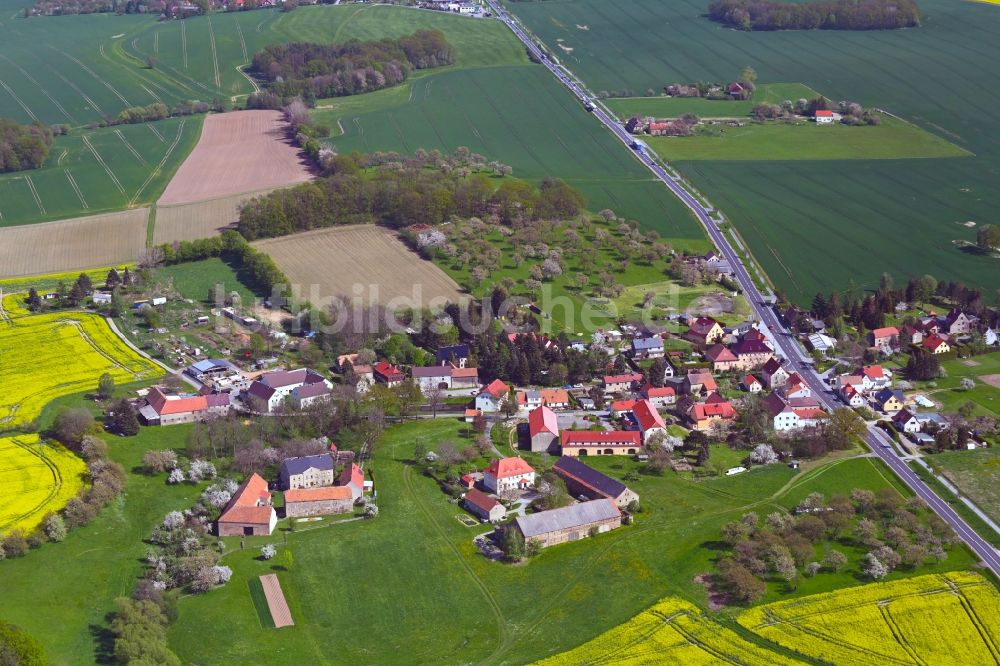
[487,0,1000,576]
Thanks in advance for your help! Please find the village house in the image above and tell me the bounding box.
[290,382,332,410]
[451,367,480,389]
[560,430,642,457]
[625,116,647,134]
[510,498,621,549]
[761,358,790,389]
[892,408,921,434]
[764,394,825,431]
[411,366,454,391]
[552,456,639,507]
[283,486,354,518]
[859,365,893,392]
[279,453,335,490]
[782,372,812,400]
[841,384,867,408]
[632,399,667,442]
[611,399,637,418]
[464,488,506,523]
[685,394,738,432]
[138,386,231,426]
[436,344,470,368]
[741,374,763,393]
[373,361,405,387]
[350,365,375,394]
[539,388,571,409]
[684,317,725,346]
[943,309,974,336]
[731,338,774,370]
[528,405,560,453]
[683,371,718,397]
[483,457,536,494]
[815,109,838,124]
[246,368,331,413]
[339,463,365,501]
[923,334,951,355]
[476,379,510,412]
[704,344,739,372]
[603,372,643,395]
[216,473,276,536]
[902,324,924,346]
[631,335,665,360]
[464,408,483,423]
[874,388,906,414]
[517,390,542,411]
[640,384,676,408]
[871,327,900,354]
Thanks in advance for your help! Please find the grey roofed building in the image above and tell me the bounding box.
[551,456,640,508]
[515,499,620,538]
[281,453,335,477]
[436,344,470,367]
[279,453,336,490]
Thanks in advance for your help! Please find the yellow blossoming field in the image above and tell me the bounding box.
[0,434,87,535]
[0,312,161,427]
[533,597,802,666]
[738,571,1000,665]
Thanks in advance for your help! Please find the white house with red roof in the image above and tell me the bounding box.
[871,326,900,354]
[686,394,738,431]
[484,457,536,494]
[815,109,839,124]
[782,372,812,400]
[923,334,951,354]
[338,463,365,501]
[704,344,739,372]
[139,386,231,426]
[640,384,676,408]
[741,374,763,393]
[858,365,893,392]
[476,379,510,412]
[373,361,405,387]
[841,384,866,408]
[464,488,506,523]
[632,399,667,442]
[560,430,642,457]
[603,373,643,395]
[761,358,790,389]
[528,405,560,453]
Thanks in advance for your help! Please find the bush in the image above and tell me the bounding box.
[43,514,67,542]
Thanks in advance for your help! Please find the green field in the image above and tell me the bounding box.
[927,448,1000,526]
[166,420,976,664]
[916,350,1000,418]
[507,0,1000,302]
[0,116,201,226]
[156,256,266,305]
[646,116,969,161]
[604,82,818,119]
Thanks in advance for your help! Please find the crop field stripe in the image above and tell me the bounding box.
[952,587,1000,660]
[0,78,39,122]
[879,605,927,666]
[45,63,104,117]
[5,437,62,528]
[64,171,88,209]
[235,19,248,63]
[147,123,165,142]
[181,20,188,69]
[0,54,75,123]
[154,30,159,54]
[207,16,221,88]
[114,129,146,164]
[82,135,127,199]
[59,50,131,108]
[23,175,46,215]
[131,119,185,206]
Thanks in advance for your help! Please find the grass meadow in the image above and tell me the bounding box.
[165,419,977,664]
[927,448,1000,527]
[507,0,1000,302]
[604,82,819,119]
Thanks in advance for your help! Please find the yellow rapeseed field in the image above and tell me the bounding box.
[0,434,87,535]
[0,312,160,427]
[534,597,803,666]
[738,571,1000,665]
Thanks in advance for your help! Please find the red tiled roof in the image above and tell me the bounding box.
[633,399,666,431]
[465,488,500,512]
[451,367,479,379]
[561,430,641,446]
[603,373,643,385]
[862,365,886,379]
[686,372,718,392]
[465,408,482,417]
[485,457,535,479]
[705,344,737,362]
[924,334,948,351]
[528,405,559,437]
[815,110,834,117]
[482,378,510,398]
[690,400,737,420]
[539,388,569,405]
[218,473,272,525]
[641,384,675,398]
[688,317,720,336]
[743,374,760,386]
[373,361,402,378]
[339,463,364,489]
[284,486,353,503]
[873,327,899,339]
[147,387,209,415]
[611,399,637,412]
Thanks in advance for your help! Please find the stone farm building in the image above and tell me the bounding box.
[560,430,642,457]
[284,486,354,518]
[138,386,231,426]
[216,473,276,536]
[511,498,621,549]
[552,456,639,508]
[279,453,335,490]
[463,488,506,523]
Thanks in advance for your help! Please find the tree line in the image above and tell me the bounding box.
[0,118,53,173]
[236,150,584,240]
[155,229,289,295]
[707,0,921,30]
[247,30,454,107]
[112,99,226,126]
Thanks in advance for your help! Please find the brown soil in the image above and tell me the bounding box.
[158,110,313,206]
[981,374,1000,389]
[260,574,294,628]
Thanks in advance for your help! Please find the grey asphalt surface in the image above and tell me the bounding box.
[487,0,1000,576]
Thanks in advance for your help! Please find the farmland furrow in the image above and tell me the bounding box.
[0,54,75,123]
[59,50,132,108]
[65,171,89,209]
[235,19,248,62]
[0,77,39,122]
[207,16,221,88]
[23,175,46,215]
[154,30,159,54]
[181,20,188,69]
[139,84,162,103]
[82,135,127,198]
[148,123,166,142]
[6,437,62,529]
[115,129,146,164]
[131,120,185,206]
[46,64,106,118]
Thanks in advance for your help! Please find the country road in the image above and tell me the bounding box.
[486,0,1000,577]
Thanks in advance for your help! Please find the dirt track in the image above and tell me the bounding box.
[158,110,313,206]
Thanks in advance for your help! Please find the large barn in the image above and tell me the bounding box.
[511,498,621,549]
[216,473,276,536]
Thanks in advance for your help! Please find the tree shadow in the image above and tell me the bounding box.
[89,623,116,665]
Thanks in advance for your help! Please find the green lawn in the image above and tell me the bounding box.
[0,116,202,227]
[604,82,819,119]
[611,280,751,326]
[166,419,977,664]
[647,116,969,161]
[926,448,1000,527]
[925,351,1000,418]
[507,0,1000,303]
[156,256,267,305]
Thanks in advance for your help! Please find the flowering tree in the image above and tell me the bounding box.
[861,553,889,580]
[261,544,277,560]
[167,468,185,484]
[749,443,778,465]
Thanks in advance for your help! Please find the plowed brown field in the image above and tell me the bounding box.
[158,110,313,205]
[252,226,465,306]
